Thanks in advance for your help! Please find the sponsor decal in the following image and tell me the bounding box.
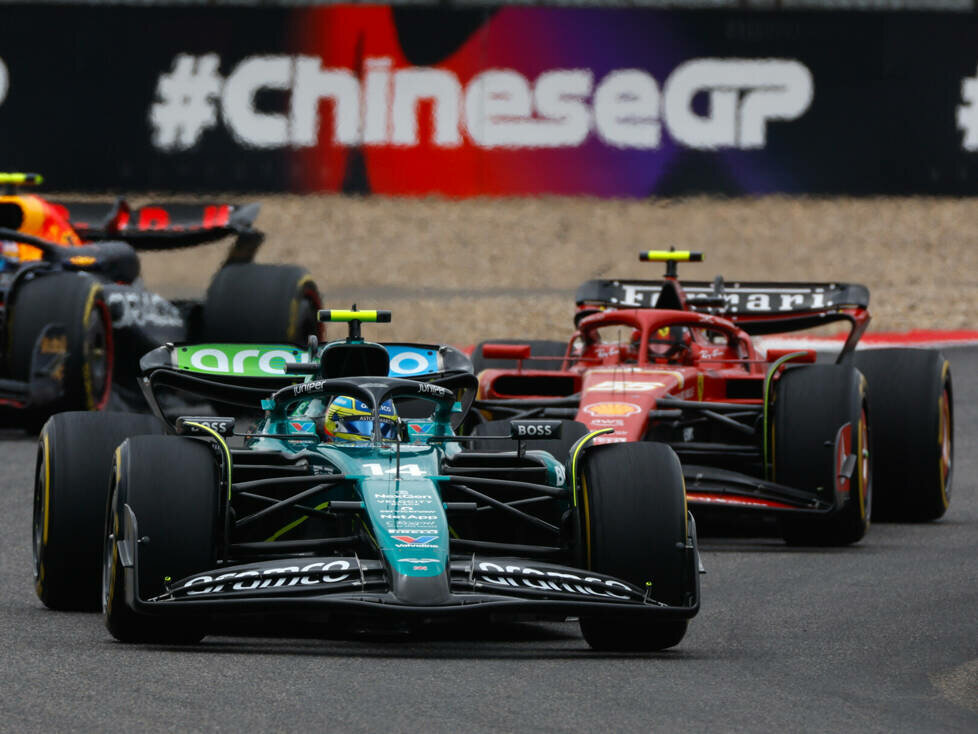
[290,421,315,433]
[39,334,67,355]
[586,380,665,393]
[150,54,811,154]
[391,535,438,545]
[616,283,835,312]
[584,402,642,417]
[293,378,327,395]
[553,463,566,487]
[593,436,627,444]
[177,416,235,436]
[590,417,625,427]
[178,344,301,376]
[475,562,632,600]
[416,381,452,398]
[386,346,439,376]
[182,560,351,595]
[107,291,183,329]
[510,420,561,438]
[407,422,435,436]
[363,462,428,478]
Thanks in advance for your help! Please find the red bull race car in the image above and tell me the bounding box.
[0,173,321,426]
[471,251,953,544]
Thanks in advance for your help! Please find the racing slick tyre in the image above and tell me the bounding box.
[103,436,218,644]
[202,263,321,344]
[470,419,589,460]
[852,349,952,521]
[9,272,113,424]
[33,411,165,611]
[773,365,871,546]
[470,339,567,373]
[577,442,691,652]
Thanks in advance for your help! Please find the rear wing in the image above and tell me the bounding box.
[575,279,870,336]
[52,200,263,262]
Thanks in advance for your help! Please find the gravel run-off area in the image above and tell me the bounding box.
[132,195,977,346]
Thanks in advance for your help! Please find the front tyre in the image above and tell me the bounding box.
[9,272,113,422]
[103,436,218,644]
[577,442,692,652]
[33,412,164,610]
[774,365,871,546]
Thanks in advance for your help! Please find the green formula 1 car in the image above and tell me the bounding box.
[33,309,701,651]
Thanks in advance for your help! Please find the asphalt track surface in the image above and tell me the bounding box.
[0,348,975,733]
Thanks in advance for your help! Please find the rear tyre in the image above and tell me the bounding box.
[202,263,321,344]
[33,412,165,611]
[577,442,691,651]
[852,349,952,521]
[9,272,113,422]
[774,365,871,546]
[470,419,589,460]
[103,436,218,644]
[471,339,567,373]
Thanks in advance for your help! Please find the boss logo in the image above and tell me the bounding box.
[510,420,563,440]
[176,416,236,437]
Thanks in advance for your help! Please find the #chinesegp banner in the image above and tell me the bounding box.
[2,5,978,196]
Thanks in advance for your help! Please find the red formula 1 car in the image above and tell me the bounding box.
[471,251,953,545]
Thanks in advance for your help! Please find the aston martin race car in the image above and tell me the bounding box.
[32,308,700,651]
[471,251,953,542]
[0,173,321,425]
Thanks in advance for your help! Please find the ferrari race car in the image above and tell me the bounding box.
[471,251,953,544]
[0,173,321,425]
[32,309,700,651]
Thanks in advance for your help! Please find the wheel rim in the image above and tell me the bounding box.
[858,407,871,522]
[83,298,113,410]
[102,482,119,614]
[294,282,323,342]
[938,386,952,505]
[31,452,46,584]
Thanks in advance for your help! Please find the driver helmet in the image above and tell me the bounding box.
[648,325,691,359]
[322,395,398,442]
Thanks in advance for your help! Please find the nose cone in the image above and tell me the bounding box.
[391,571,452,605]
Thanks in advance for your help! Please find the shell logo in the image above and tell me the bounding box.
[584,402,642,417]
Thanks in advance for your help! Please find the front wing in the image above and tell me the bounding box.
[116,508,700,623]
